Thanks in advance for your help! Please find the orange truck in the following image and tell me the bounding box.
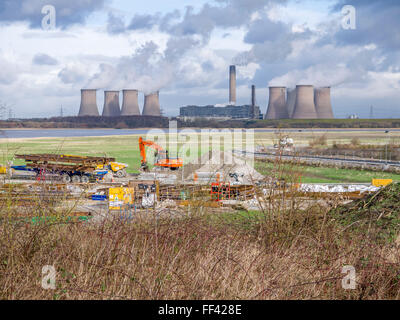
[139,137,183,172]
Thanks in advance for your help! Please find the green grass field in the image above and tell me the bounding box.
[1,132,400,183]
[255,161,400,183]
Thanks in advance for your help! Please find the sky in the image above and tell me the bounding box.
[0,0,399,119]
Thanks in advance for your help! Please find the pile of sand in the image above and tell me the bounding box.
[184,150,264,184]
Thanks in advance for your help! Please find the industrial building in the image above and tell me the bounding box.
[179,65,261,120]
[265,87,289,120]
[142,92,162,116]
[102,91,121,117]
[314,87,334,119]
[78,89,100,117]
[77,65,334,120]
[229,65,236,105]
[291,85,318,119]
[265,85,334,119]
[180,104,261,120]
[78,89,163,117]
[121,90,140,116]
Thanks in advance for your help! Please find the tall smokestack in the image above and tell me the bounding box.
[286,88,296,118]
[229,65,236,105]
[292,85,318,119]
[142,91,161,116]
[314,87,334,119]
[265,87,289,119]
[102,91,121,117]
[251,85,256,106]
[121,89,140,116]
[78,89,99,116]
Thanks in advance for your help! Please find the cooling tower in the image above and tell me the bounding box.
[314,87,334,119]
[78,89,99,116]
[142,92,161,116]
[229,65,236,105]
[102,91,121,117]
[286,88,296,118]
[265,87,289,119]
[121,89,140,116]
[292,85,318,119]
[251,85,256,106]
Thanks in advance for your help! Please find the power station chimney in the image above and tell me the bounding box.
[292,85,318,119]
[265,87,289,119]
[314,87,334,119]
[102,91,121,117]
[78,89,99,116]
[251,85,256,106]
[229,65,236,105]
[142,91,161,116]
[286,88,296,118]
[121,89,140,116]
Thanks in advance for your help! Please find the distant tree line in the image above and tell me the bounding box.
[0,116,400,129]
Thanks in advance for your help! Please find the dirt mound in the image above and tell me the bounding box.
[183,150,264,184]
[331,183,400,243]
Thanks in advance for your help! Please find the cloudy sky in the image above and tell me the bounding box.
[0,0,399,118]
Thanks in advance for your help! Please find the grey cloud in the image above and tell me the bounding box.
[107,12,125,34]
[128,13,161,30]
[244,19,290,44]
[86,42,173,93]
[110,0,286,41]
[164,36,201,62]
[33,53,58,65]
[0,0,105,28]
[332,0,400,51]
[162,1,279,40]
[58,65,86,84]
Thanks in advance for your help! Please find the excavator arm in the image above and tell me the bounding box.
[139,136,182,172]
[139,137,166,171]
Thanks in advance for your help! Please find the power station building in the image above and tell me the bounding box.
[77,65,334,120]
[265,87,289,120]
[142,92,162,116]
[102,91,121,117]
[121,89,140,116]
[265,85,334,119]
[179,65,261,120]
[78,89,163,117]
[180,104,261,120]
[78,89,100,116]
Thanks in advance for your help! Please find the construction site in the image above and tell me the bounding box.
[1,131,396,219]
[1,128,400,300]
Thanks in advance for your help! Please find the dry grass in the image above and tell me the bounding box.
[1,155,400,300]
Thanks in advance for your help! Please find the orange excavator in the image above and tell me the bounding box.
[139,137,183,172]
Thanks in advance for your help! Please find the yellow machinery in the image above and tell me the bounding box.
[97,162,128,178]
[109,187,134,210]
[0,165,6,174]
[372,179,393,187]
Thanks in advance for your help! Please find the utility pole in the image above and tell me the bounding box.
[60,105,64,117]
[369,105,374,119]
